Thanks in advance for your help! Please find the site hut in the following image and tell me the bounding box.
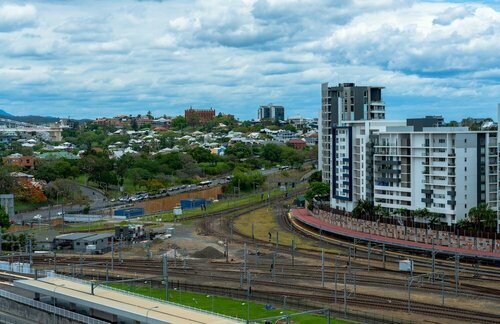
[114,224,145,241]
[76,233,114,254]
[53,233,94,251]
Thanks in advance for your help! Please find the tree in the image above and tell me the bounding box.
[467,203,497,231]
[283,124,297,133]
[131,119,139,131]
[225,142,252,160]
[308,171,322,184]
[231,168,265,192]
[171,116,187,130]
[189,147,214,164]
[260,143,282,163]
[305,182,329,209]
[0,208,10,230]
[352,199,373,219]
[0,168,17,194]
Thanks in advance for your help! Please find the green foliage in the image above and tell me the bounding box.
[0,207,10,230]
[189,147,214,163]
[260,143,282,162]
[225,142,252,160]
[283,124,297,132]
[0,168,17,194]
[304,182,329,204]
[45,179,86,204]
[35,159,78,182]
[352,199,373,219]
[465,203,497,231]
[171,116,187,130]
[231,168,265,192]
[308,171,322,184]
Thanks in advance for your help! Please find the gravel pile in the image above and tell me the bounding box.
[190,246,224,259]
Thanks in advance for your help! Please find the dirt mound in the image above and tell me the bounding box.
[190,246,224,259]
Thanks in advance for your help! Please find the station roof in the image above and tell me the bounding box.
[14,277,240,324]
[55,233,94,241]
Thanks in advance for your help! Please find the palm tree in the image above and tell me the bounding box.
[467,203,497,231]
[352,199,373,220]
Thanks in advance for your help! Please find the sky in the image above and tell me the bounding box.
[0,0,499,121]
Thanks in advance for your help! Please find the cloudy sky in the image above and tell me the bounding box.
[0,0,499,121]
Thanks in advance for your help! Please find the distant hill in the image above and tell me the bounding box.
[7,115,60,124]
[0,109,13,117]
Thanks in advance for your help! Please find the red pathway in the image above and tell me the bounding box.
[291,208,500,260]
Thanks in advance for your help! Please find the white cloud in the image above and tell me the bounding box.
[0,4,37,32]
[0,0,498,120]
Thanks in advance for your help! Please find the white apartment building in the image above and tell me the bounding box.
[327,118,500,227]
[372,127,498,226]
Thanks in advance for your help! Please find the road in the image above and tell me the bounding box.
[13,166,296,224]
[13,185,121,224]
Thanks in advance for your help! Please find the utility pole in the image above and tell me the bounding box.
[321,249,325,288]
[111,236,114,270]
[225,239,229,263]
[163,254,168,301]
[454,253,460,296]
[367,240,371,271]
[334,257,338,304]
[431,239,436,282]
[119,237,123,263]
[243,243,247,283]
[28,238,32,265]
[348,246,352,273]
[382,243,386,269]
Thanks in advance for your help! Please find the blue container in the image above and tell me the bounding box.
[180,199,207,210]
[114,208,145,218]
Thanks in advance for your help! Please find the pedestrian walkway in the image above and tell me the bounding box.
[291,208,500,260]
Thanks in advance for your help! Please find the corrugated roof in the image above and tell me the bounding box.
[81,233,114,242]
[55,233,94,241]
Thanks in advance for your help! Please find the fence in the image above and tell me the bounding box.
[312,204,499,252]
[0,288,107,324]
[50,273,242,323]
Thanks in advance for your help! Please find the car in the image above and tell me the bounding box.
[261,167,265,171]
[57,212,65,216]
[33,214,42,220]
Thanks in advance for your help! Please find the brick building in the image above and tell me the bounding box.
[287,138,307,150]
[2,154,34,169]
[184,108,216,126]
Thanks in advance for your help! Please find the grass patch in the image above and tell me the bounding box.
[107,283,349,323]
[14,200,48,212]
[234,207,338,254]
[139,188,290,222]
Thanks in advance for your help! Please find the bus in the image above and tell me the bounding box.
[199,180,213,187]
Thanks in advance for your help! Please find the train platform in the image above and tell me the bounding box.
[291,208,500,260]
[14,276,241,324]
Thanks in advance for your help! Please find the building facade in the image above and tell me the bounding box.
[319,83,386,187]
[2,154,34,169]
[258,104,285,122]
[324,103,500,229]
[185,108,216,126]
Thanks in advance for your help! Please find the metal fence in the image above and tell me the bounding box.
[0,288,108,324]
